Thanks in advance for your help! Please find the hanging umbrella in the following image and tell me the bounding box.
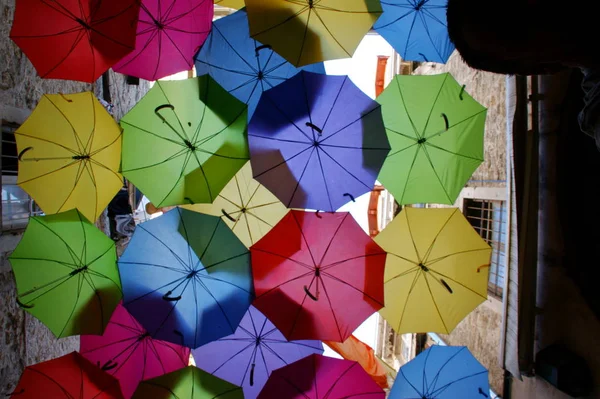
[374,0,455,63]
[113,0,212,81]
[214,0,244,9]
[192,305,323,399]
[9,0,139,83]
[118,207,253,349]
[245,0,383,67]
[8,209,121,338]
[251,210,386,342]
[374,207,491,334]
[249,71,390,212]
[80,302,190,399]
[389,345,489,399]
[258,354,385,399]
[376,73,486,205]
[133,366,243,398]
[194,8,325,120]
[182,161,288,248]
[10,352,123,398]
[120,76,248,208]
[15,92,123,222]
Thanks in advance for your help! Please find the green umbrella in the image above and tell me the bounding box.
[133,366,243,399]
[377,73,487,205]
[120,75,249,207]
[8,209,121,338]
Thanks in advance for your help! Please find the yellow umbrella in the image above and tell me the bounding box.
[183,161,287,248]
[16,92,123,222]
[245,0,382,66]
[214,0,244,9]
[375,207,491,334]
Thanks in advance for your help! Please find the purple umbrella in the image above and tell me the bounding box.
[192,306,323,399]
[248,71,390,212]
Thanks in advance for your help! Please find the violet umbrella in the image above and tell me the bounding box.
[192,306,323,399]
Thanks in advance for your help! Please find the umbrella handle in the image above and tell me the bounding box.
[459,85,466,100]
[162,291,182,301]
[4,388,24,396]
[343,193,355,202]
[185,197,195,205]
[16,298,34,309]
[255,44,272,56]
[418,53,429,62]
[477,264,490,273]
[304,285,319,301]
[250,363,256,386]
[221,209,237,222]
[440,279,453,294]
[154,104,175,124]
[17,147,33,161]
[441,113,449,131]
[478,387,489,397]
[100,360,118,371]
[305,122,323,135]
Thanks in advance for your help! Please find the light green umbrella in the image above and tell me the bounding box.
[377,73,487,205]
[8,209,121,338]
[120,75,249,207]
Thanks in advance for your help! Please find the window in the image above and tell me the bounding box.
[463,199,507,299]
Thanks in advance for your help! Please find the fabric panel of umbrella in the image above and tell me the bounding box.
[376,73,487,205]
[113,0,213,81]
[118,207,253,349]
[15,92,123,222]
[8,209,121,338]
[120,76,248,208]
[249,71,390,212]
[375,207,492,334]
[214,0,244,9]
[9,0,139,83]
[251,210,386,342]
[245,0,383,67]
[192,305,323,399]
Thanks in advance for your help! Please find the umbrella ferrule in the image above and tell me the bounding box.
[72,154,90,160]
[417,138,427,144]
[305,122,322,134]
[255,44,272,57]
[418,263,429,272]
[70,265,88,276]
[183,140,197,151]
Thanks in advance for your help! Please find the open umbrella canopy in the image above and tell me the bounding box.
[80,302,191,399]
[113,0,213,81]
[258,354,385,399]
[376,73,486,205]
[118,207,253,349]
[214,0,244,9]
[251,210,386,342]
[193,305,323,399]
[245,0,383,66]
[249,71,390,212]
[374,0,455,63]
[8,209,121,338]
[9,0,139,83]
[375,207,492,334]
[195,8,325,120]
[389,345,489,399]
[15,92,123,222]
[120,76,248,208]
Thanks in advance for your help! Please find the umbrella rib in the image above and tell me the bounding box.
[429,370,489,397]
[255,270,314,300]
[162,29,195,70]
[195,277,237,337]
[119,120,187,148]
[318,74,348,134]
[203,252,249,273]
[17,273,75,305]
[428,269,488,300]
[320,143,390,150]
[39,27,89,80]
[421,145,454,203]
[195,59,258,79]
[27,368,77,399]
[251,247,314,271]
[125,275,187,305]
[251,6,308,38]
[89,159,124,186]
[45,93,87,154]
[322,362,359,399]
[394,270,422,332]
[175,208,195,274]
[321,271,384,306]
[121,148,188,173]
[261,93,314,142]
[384,264,420,284]
[162,0,208,25]
[57,273,86,337]
[200,273,253,295]
[426,247,490,267]
[40,0,78,20]
[156,152,198,207]
[417,11,444,61]
[208,24,259,74]
[81,160,99,220]
[155,82,193,143]
[318,147,373,190]
[14,132,79,156]
[422,273,449,332]
[316,213,349,266]
[421,74,449,135]
[287,274,317,339]
[137,224,190,269]
[398,368,424,398]
[29,217,82,265]
[89,130,122,157]
[397,144,422,204]
[402,12,420,62]
[374,6,414,30]
[247,200,283,211]
[315,148,335,211]
[423,346,464,395]
[10,26,85,39]
[385,127,419,141]
[425,109,487,142]
[211,341,256,375]
[244,209,279,233]
[318,276,345,342]
[386,141,420,158]
[262,338,321,351]
[321,252,388,271]
[421,208,457,263]
[287,146,318,208]
[394,76,423,138]
[113,29,161,71]
[118,261,188,275]
[9,257,78,268]
[247,309,260,337]
[318,106,381,144]
[425,142,484,162]
[246,134,309,145]
[311,9,353,57]
[291,210,318,266]
[195,214,221,261]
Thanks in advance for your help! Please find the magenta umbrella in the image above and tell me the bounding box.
[258,354,385,399]
[80,303,190,399]
[112,0,213,81]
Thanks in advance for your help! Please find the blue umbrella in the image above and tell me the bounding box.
[118,207,253,349]
[194,8,325,120]
[373,0,455,63]
[389,345,489,399]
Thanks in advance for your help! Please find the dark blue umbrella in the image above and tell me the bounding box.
[389,345,489,399]
[194,8,325,120]
[374,0,455,63]
[118,207,253,349]
[248,71,390,212]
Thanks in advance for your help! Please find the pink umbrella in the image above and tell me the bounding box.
[80,303,190,398]
[113,0,213,81]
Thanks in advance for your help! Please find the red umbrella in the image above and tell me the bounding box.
[9,0,139,83]
[11,351,123,398]
[250,210,386,342]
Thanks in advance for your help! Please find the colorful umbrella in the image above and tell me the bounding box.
[376,73,486,205]
[11,352,123,398]
[118,207,253,349]
[374,207,491,334]
[80,302,190,399]
[249,71,390,212]
[113,0,213,81]
[120,76,248,208]
[192,306,323,399]
[214,0,244,9]
[245,0,383,66]
[258,354,385,399]
[251,210,386,342]
[195,8,325,120]
[374,0,455,63]
[389,345,489,399]
[15,92,123,222]
[8,209,121,338]
[182,161,288,248]
[9,0,139,83]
